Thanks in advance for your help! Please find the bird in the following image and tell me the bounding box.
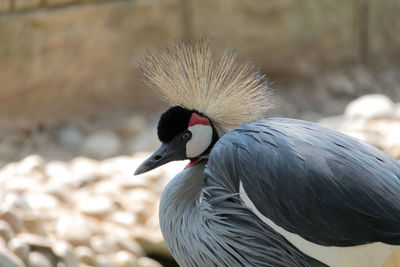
[134,40,400,267]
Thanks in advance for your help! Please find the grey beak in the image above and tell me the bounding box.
[134,142,185,175]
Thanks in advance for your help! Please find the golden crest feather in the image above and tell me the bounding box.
[139,41,273,133]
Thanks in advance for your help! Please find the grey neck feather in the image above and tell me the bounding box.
[159,162,206,265]
[159,161,325,267]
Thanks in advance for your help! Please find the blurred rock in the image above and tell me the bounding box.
[56,214,98,246]
[45,161,72,186]
[0,149,197,266]
[318,115,347,130]
[1,209,23,234]
[0,246,25,267]
[25,193,60,211]
[5,177,39,193]
[100,222,132,241]
[2,189,25,207]
[395,103,400,118]
[113,174,147,190]
[368,119,400,160]
[17,155,45,175]
[20,211,47,235]
[127,130,160,154]
[345,94,395,119]
[134,227,169,257]
[16,233,52,249]
[125,189,157,223]
[137,257,163,267]
[93,180,121,196]
[114,237,145,257]
[78,196,115,218]
[113,250,138,267]
[74,246,96,266]
[70,157,99,186]
[56,124,85,149]
[42,184,69,202]
[0,220,15,242]
[90,235,117,254]
[95,254,114,267]
[99,156,143,177]
[8,237,31,263]
[29,251,52,267]
[117,116,148,140]
[108,211,137,227]
[82,132,122,159]
[326,73,356,97]
[52,240,78,267]
[320,95,400,160]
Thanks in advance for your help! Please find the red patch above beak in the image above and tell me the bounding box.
[188,113,210,127]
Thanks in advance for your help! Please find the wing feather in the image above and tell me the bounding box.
[207,118,400,246]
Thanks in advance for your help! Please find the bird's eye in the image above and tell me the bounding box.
[181,131,192,142]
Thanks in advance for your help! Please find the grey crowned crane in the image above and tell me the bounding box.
[134,41,400,267]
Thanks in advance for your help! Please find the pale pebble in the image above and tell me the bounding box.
[18,155,45,174]
[20,211,47,235]
[137,257,163,267]
[5,177,39,193]
[78,196,115,217]
[93,180,121,196]
[345,94,394,119]
[74,246,96,266]
[70,157,99,185]
[25,193,60,211]
[8,238,30,262]
[52,240,79,267]
[56,214,97,246]
[108,211,137,227]
[95,254,114,267]
[90,235,117,254]
[0,219,15,242]
[15,233,52,248]
[113,250,138,267]
[0,246,25,267]
[116,116,148,139]
[1,209,23,234]
[114,237,145,257]
[29,251,52,267]
[81,132,122,159]
[57,124,84,149]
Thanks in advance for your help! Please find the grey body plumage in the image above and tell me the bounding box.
[209,118,400,246]
[160,159,325,267]
[135,41,400,267]
[156,118,400,266]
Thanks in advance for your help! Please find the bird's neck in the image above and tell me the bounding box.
[159,161,205,215]
[158,162,206,264]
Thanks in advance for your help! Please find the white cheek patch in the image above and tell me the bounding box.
[186,124,213,158]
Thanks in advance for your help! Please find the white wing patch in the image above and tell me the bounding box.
[186,124,213,158]
[239,182,397,267]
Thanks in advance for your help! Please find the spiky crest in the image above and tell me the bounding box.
[139,40,273,134]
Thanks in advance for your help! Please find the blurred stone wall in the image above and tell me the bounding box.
[0,0,399,130]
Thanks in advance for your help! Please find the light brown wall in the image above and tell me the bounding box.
[0,0,399,128]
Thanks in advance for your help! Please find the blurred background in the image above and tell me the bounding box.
[0,0,399,266]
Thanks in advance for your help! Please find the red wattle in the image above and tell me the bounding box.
[184,158,201,169]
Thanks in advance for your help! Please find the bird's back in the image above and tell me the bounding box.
[205,118,400,267]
